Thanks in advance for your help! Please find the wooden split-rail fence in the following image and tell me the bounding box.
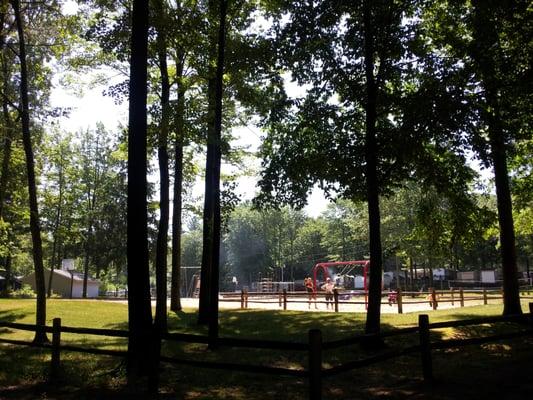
[223,287,533,314]
[1,303,532,400]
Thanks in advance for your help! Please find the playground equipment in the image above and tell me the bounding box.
[312,260,370,308]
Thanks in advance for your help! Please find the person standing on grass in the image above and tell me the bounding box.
[305,277,317,309]
[321,277,335,310]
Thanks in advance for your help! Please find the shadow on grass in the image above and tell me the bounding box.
[3,305,531,399]
[0,309,32,335]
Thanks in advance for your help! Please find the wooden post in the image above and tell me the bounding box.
[333,289,339,313]
[50,317,61,381]
[245,289,249,309]
[397,287,403,314]
[279,291,282,307]
[483,288,488,305]
[418,314,433,381]
[283,289,288,311]
[431,288,438,310]
[451,288,454,306]
[459,288,464,307]
[240,290,245,309]
[308,329,322,400]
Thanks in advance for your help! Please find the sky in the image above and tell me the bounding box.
[49,67,493,220]
[49,68,331,218]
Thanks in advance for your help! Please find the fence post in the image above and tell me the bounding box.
[283,289,288,311]
[279,291,282,307]
[451,288,454,306]
[333,289,339,313]
[418,314,433,382]
[50,318,61,382]
[240,290,245,309]
[245,289,249,309]
[459,288,464,307]
[431,288,438,310]
[308,329,322,400]
[397,288,403,314]
[483,288,488,305]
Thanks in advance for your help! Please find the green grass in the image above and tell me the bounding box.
[0,298,532,399]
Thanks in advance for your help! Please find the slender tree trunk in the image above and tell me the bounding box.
[207,0,227,345]
[363,0,383,336]
[83,138,99,298]
[170,58,185,313]
[127,0,153,384]
[471,0,522,315]
[409,257,414,293]
[0,87,12,220]
[48,159,64,297]
[0,10,11,221]
[82,235,91,297]
[0,14,13,287]
[154,0,170,332]
[198,44,218,325]
[11,0,47,343]
[490,125,522,314]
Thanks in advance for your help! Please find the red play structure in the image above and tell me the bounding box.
[312,260,370,308]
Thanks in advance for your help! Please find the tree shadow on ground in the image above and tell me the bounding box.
[2,306,531,399]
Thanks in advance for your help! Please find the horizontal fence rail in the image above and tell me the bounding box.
[1,302,532,400]
[222,287,533,315]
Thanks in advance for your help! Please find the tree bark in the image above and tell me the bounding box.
[198,12,218,325]
[170,58,185,313]
[0,73,12,221]
[0,8,11,222]
[471,0,522,315]
[11,0,47,344]
[127,0,153,383]
[48,160,63,297]
[154,0,170,333]
[490,124,522,314]
[207,0,227,345]
[363,0,383,336]
[197,76,215,325]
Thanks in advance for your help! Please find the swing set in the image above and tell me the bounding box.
[311,260,370,308]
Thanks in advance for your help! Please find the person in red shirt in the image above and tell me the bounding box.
[304,277,317,309]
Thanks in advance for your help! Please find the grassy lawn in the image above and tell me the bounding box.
[0,298,532,399]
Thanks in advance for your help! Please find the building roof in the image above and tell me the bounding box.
[51,269,99,283]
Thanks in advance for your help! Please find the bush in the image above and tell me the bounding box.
[8,284,37,299]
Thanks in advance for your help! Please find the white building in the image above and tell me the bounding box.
[21,267,100,298]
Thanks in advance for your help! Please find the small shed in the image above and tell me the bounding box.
[21,268,100,298]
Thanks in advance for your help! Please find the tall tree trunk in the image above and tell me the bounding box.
[170,58,185,313]
[197,79,215,325]
[490,124,521,314]
[0,12,13,286]
[0,79,12,220]
[409,257,414,293]
[83,137,99,298]
[198,41,218,325]
[471,0,522,315]
[48,156,64,297]
[363,0,383,336]
[11,0,47,344]
[207,0,227,345]
[82,234,91,297]
[154,0,170,333]
[127,0,153,384]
